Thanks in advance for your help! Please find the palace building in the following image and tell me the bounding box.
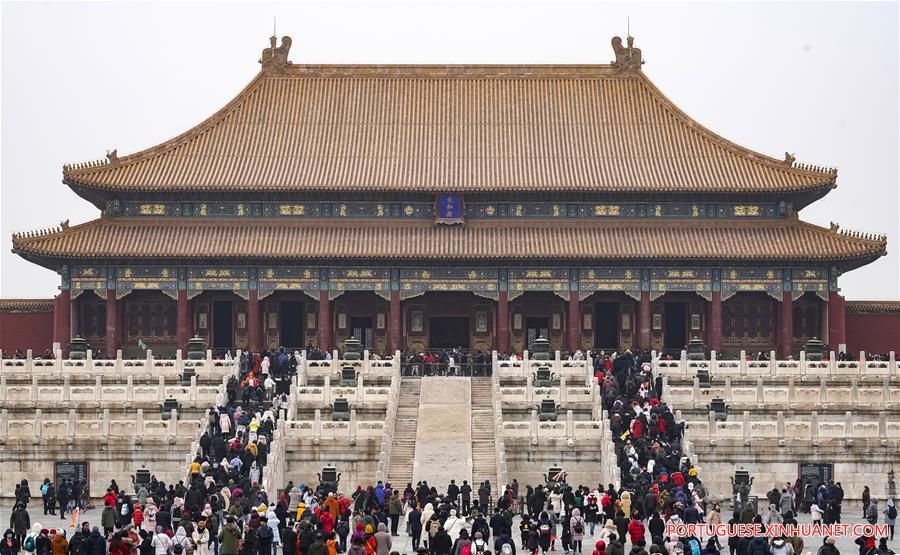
[9,35,890,357]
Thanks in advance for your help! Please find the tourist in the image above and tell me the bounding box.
[374,523,392,555]
[9,503,30,548]
[884,498,897,541]
[867,499,879,525]
[876,538,894,555]
[50,530,67,555]
[569,509,584,553]
[863,486,872,519]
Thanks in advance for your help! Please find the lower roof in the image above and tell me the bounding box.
[845,301,900,314]
[11,217,886,270]
[0,299,55,312]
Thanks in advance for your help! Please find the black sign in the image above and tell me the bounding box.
[798,463,833,487]
[54,461,90,496]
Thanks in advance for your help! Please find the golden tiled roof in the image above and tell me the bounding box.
[0,299,55,312]
[12,218,885,263]
[845,301,900,314]
[62,64,836,194]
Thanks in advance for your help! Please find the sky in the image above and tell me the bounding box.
[1,1,898,300]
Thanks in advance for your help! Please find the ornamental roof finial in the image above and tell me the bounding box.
[260,34,292,71]
[611,35,644,71]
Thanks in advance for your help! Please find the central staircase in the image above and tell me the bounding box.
[387,377,421,486]
[470,377,499,487]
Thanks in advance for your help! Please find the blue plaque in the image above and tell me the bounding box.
[435,194,464,224]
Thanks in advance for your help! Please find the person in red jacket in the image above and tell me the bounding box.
[132,504,143,528]
[627,517,645,546]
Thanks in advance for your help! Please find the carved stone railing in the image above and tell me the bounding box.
[663,374,899,411]
[490,373,509,487]
[653,350,898,378]
[298,350,401,382]
[680,409,900,443]
[492,350,594,382]
[375,369,400,482]
[0,349,236,380]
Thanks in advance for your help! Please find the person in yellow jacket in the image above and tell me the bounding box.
[297,502,307,521]
[246,442,258,458]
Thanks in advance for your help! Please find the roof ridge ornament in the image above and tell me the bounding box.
[611,35,644,71]
[260,35,292,72]
[783,152,796,167]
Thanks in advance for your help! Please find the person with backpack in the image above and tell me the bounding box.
[494,530,515,555]
[884,499,896,541]
[453,529,473,555]
[537,513,552,555]
[570,509,585,554]
[627,516,645,547]
[525,527,541,555]
[256,519,274,555]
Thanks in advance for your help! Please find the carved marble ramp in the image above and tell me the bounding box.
[411,377,472,487]
[386,377,422,487]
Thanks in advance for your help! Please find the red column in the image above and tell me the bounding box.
[105,289,118,356]
[567,291,581,352]
[248,290,261,352]
[639,291,651,350]
[58,290,71,356]
[709,291,722,354]
[318,290,332,351]
[498,291,510,354]
[779,291,793,359]
[389,291,401,353]
[828,292,846,352]
[177,290,190,349]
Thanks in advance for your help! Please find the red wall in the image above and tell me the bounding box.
[846,313,900,356]
[0,311,54,354]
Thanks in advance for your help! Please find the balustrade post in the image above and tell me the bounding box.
[566,409,574,441]
[34,408,43,443]
[94,376,102,402]
[526,375,533,404]
[724,376,732,403]
[844,411,853,438]
[126,375,133,403]
[850,378,859,405]
[769,351,777,376]
[314,409,322,444]
[692,377,700,409]
[890,351,897,375]
[357,375,365,403]
[828,352,836,376]
[300,351,308,386]
[349,409,358,445]
[787,376,795,406]
[0,375,8,401]
[54,350,62,373]
[756,377,764,405]
[115,349,123,374]
[710,350,717,377]
[167,409,177,440]
[739,351,747,376]
[799,350,806,375]
[363,350,370,374]
[530,409,539,444]
[879,411,887,439]
[883,377,892,408]
[0,409,8,439]
[26,349,33,374]
[86,349,93,368]
[31,375,39,402]
[776,410,785,438]
[559,375,567,404]
[742,410,750,440]
[811,411,819,440]
[819,379,827,406]
[136,409,144,442]
[146,349,153,372]
[102,408,110,440]
[554,350,561,376]
[68,409,76,440]
[523,350,530,378]
[190,375,198,401]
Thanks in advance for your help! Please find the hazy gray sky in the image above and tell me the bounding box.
[1,1,898,300]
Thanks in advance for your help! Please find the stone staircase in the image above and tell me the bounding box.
[471,377,499,487]
[387,377,421,486]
